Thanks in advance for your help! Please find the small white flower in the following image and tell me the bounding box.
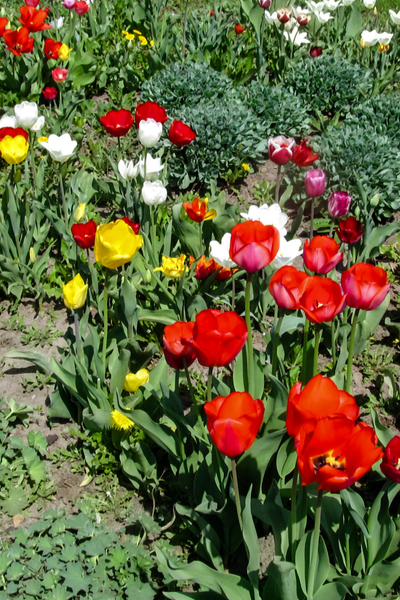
[0,114,17,129]
[14,101,38,130]
[39,133,77,163]
[265,10,279,23]
[363,0,375,8]
[118,159,139,180]
[292,5,311,16]
[240,203,289,235]
[270,236,303,270]
[141,180,167,206]
[138,119,162,148]
[361,29,380,46]
[323,0,341,11]
[285,17,298,30]
[284,26,310,44]
[209,233,235,269]
[378,32,393,45]
[389,9,400,24]
[31,116,45,132]
[307,0,326,11]
[50,16,64,28]
[313,10,333,23]
[138,153,164,180]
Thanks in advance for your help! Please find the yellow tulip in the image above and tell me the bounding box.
[0,135,29,165]
[94,220,143,269]
[124,369,150,392]
[59,44,73,61]
[38,136,48,144]
[73,203,86,223]
[154,254,187,278]
[63,273,88,309]
[110,410,135,430]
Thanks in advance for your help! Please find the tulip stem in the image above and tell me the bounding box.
[275,165,281,204]
[102,270,109,374]
[313,324,321,377]
[331,319,337,370]
[207,366,213,403]
[59,165,68,230]
[28,131,37,192]
[309,198,315,240]
[346,308,360,393]
[329,220,335,238]
[231,270,235,311]
[245,273,254,397]
[347,244,352,269]
[183,356,208,442]
[290,464,299,562]
[231,458,243,530]
[150,205,157,254]
[306,489,323,600]
[73,309,84,361]
[199,222,203,258]
[271,309,283,378]
[300,319,310,387]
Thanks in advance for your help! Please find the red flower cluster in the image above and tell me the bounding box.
[269,136,319,167]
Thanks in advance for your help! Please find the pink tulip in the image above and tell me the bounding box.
[268,136,295,166]
[305,169,326,198]
[328,191,351,218]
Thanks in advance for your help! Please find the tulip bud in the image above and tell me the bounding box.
[29,247,36,263]
[258,0,271,8]
[14,168,22,183]
[138,118,163,148]
[145,269,152,283]
[354,206,360,219]
[277,8,292,23]
[370,193,379,207]
[74,203,86,223]
[304,169,326,198]
[328,191,351,218]
[310,45,322,57]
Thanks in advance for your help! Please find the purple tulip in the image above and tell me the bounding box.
[63,0,76,8]
[328,191,351,218]
[305,169,326,198]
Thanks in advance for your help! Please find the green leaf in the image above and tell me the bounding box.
[361,222,400,260]
[109,349,130,394]
[61,563,90,596]
[4,350,52,377]
[2,487,29,516]
[367,488,395,568]
[237,430,285,498]
[313,582,348,600]
[295,530,330,596]
[345,4,362,38]
[242,486,260,597]
[130,409,180,456]
[262,560,297,600]
[370,408,394,447]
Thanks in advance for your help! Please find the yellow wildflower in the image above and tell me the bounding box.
[150,40,155,46]
[133,29,142,34]
[154,254,187,278]
[242,163,250,171]
[122,30,135,40]
[110,410,135,431]
[139,35,148,45]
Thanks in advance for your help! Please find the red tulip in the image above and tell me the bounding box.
[380,436,400,483]
[286,374,360,440]
[341,263,390,311]
[235,24,245,34]
[328,191,351,219]
[52,68,68,82]
[4,28,34,56]
[74,0,90,14]
[44,38,62,59]
[304,168,326,198]
[204,392,265,458]
[268,135,295,166]
[269,266,309,310]
[0,127,29,142]
[42,86,58,100]
[25,0,40,6]
[277,7,292,22]
[292,140,319,167]
[259,0,271,8]
[297,13,311,25]
[163,321,196,370]
[297,276,346,323]
[135,101,168,128]
[310,46,322,57]
[303,236,343,274]
[121,216,140,234]
[183,197,216,223]
[187,309,247,367]
[0,17,8,37]
[18,6,51,32]
[100,109,134,137]
[71,220,97,249]
[210,9,215,16]
[296,416,383,492]
[169,120,196,147]
[336,216,363,244]
[190,256,234,281]
[229,221,280,273]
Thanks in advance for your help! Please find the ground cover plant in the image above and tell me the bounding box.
[1,0,400,598]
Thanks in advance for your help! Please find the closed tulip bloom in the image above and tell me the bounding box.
[94,220,143,269]
[124,369,149,392]
[292,140,319,167]
[44,38,62,59]
[25,0,40,6]
[169,120,196,147]
[42,87,58,100]
[269,265,308,309]
[336,216,363,244]
[240,203,288,235]
[52,68,68,82]
[259,0,271,8]
[139,118,163,148]
[59,43,72,61]
[277,7,292,22]
[187,309,248,368]
[303,236,343,274]
[14,101,38,130]
[4,27,34,56]
[380,436,400,483]
[268,136,295,166]
[63,0,76,8]
[389,9,400,24]
[73,203,86,223]
[39,133,77,163]
[18,6,51,32]
[297,12,311,25]
[0,127,29,165]
[304,168,326,197]
[138,154,164,180]
[341,263,390,311]
[297,276,346,323]
[328,191,351,218]
[100,109,134,137]
[361,29,379,46]
[209,233,236,269]
[135,101,168,128]
[154,255,187,278]
[235,24,245,34]
[286,374,359,440]
[121,216,140,234]
[63,274,88,309]
[183,197,217,222]
[204,392,265,458]
[118,159,139,180]
[191,256,234,281]
[230,221,280,272]
[71,220,97,249]
[74,0,90,14]
[310,45,322,57]
[163,321,196,370]
[141,180,167,206]
[363,0,376,8]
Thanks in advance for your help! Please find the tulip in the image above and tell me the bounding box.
[63,0,76,8]
[74,0,90,14]
[363,0,376,8]
[191,256,234,281]
[94,220,143,269]
[204,392,265,458]
[18,6,51,32]
[52,68,68,82]
[63,274,88,309]
[296,416,383,492]
[341,263,390,311]
[389,9,400,24]
[73,203,86,223]
[361,29,380,46]
[154,255,187,278]
[235,24,245,34]
[138,118,163,148]
[118,159,139,180]
[121,216,140,234]
[186,309,248,368]
[59,43,73,61]
[44,38,62,59]
[163,321,196,370]
[50,17,64,28]
[31,116,45,132]
[135,101,168,128]
[297,13,311,25]
[379,32,393,45]
[0,128,29,165]
[277,8,292,22]
[240,203,288,234]
[229,221,280,273]
[138,154,164,180]
[336,216,363,244]
[100,109,134,137]
[0,18,7,37]
[183,197,217,222]
[328,191,351,218]
[0,115,17,129]
[209,233,236,269]
[259,0,271,8]
[270,236,303,270]
[141,180,167,206]
[39,133,77,163]
[124,369,150,392]
[25,0,40,6]
[4,27,34,56]
[313,10,332,22]
[297,276,346,323]
[304,168,326,198]
[303,236,343,274]
[292,140,319,167]
[269,266,308,309]
[268,135,295,166]
[286,374,359,440]
[169,120,196,147]
[42,87,58,101]
[71,220,97,249]
[265,10,279,24]
[285,26,310,44]
[14,101,38,130]
[380,436,400,483]
[310,45,322,57]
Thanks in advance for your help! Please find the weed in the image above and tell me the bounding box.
[252,179,274,204]
[21,323,61,347]
[22,371,55,393]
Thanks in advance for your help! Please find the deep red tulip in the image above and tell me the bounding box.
[204,392,265,458]
[183,197,216,223]
[4,27,34,56]
[304,168,326,197]
[336,216,363,244]
[44,38,62,59]
[42,86,58,100]
[303,236,343,274]
[186,309,247,367]
[100,109,134,137]
[235,24,245,34]
[310,46,322,57]
[71,220,97,249]
[169,120,196,147]
[163,321,196,370]
[0,127,29,142]
[277,7,292,22]
[296,416,383,492]
[268,135,295,166]
[18,6,51,32]
[292,140,319,167]
[210,9,215,16]
[380,436,400,483]
[25,0,40,6]
[297,276,346,323]
[286,374,359,440]
[297,13,311,25]
[74,0,90,14]
[135,101,168,128]
[190,256,234,281]
[121,216,140,234]
[269,266,309,310]
[0,17,8,37]
[259,0,271,8]
[341,263,390,311]
[229,221,280,272]
[328,191,351,218]
[52,68,68,82]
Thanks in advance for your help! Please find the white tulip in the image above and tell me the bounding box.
[270,236,302,270]
[389,9,400,24]
[209,233,236,269]
[118,159,139,180]
[323,0,341,11]
[240,203,288,236]
[341,0,355,5]
[14,101,38,130]
[284,26,310,44]
[31,116,45,132]
[313,10,333,23]
[138,119,162,148]
[265,10,279,23]
[361,29,380,46]
[292,5,311,16]
[138,153,164,180]
[50,16,64,28]
[307,0,325,11]
[378,32,393,45]
[363,0,375,8]
[141,180,167,206]
[285,17,298,30]
[39,133,77,163]
[0,114,17,129]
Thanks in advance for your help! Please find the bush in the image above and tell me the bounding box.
[345,93,400,141]
[284,55,372,116]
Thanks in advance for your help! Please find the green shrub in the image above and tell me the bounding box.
[345,93,400,141]
[284,55,372,116]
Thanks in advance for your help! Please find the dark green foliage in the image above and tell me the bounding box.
[345,93,400,141]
